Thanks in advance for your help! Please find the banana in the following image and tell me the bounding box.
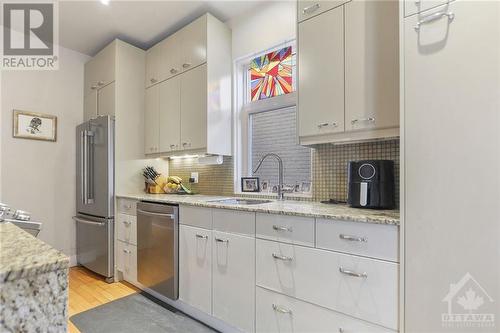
[168,176,182,184]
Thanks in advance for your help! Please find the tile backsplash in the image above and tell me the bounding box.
[168,139,400,206]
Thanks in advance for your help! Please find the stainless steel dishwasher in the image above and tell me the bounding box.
[136,201,179,300]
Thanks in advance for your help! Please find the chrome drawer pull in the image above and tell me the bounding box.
[182,63,192,69]
[272,304,293,314]
[215,237,229,243]
[414,11,455,31]
[122,220,131,225]
[317,122,329,128]
[302,3,320,15]
[196,234,208,240]
[339,266,368,278]
[351,117,375,125]
[339,234,367,242]
[123,249,131,254]
[272,225,292,232]
[272,253,293,261]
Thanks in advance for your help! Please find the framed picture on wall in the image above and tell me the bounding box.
[13,110,57,142]
[241,177,260,192]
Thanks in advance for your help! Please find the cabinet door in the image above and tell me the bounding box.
[345,0,399,132]
[179,225,212,314]
[160,32,182,80]
[83,90,97,121]
[97,82,115,117]
[180,64,207,151]
[84,58,98,97]
[298,0,350,22]
[145,86,159,154]
[298,6,345,137]
[159,77,181,153]
[404,0,453,17]
[179,15,207,73]
[404,2,500,332]
[213,231,255,333]
[116,240,138,284]
[146,43,161,88]
[84,41,115,96]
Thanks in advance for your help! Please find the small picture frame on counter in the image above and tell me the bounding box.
[260,180,270,193]
[301,181,312,194]
[241,177,260,192]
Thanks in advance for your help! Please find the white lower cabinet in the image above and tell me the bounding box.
[116,240,137,284]
[179,225,212,314]
[212,231,255,333]
[256,238,398,330]
[256,286,394,333]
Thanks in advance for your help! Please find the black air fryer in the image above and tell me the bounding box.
[347,160,395,209]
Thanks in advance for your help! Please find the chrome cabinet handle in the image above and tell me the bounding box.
[90,85,98,90]
[272,304,293,314]
[170,144,176,149]
[272,253,293,261]
[339,234,367,242]
[302,3,320,15]
[196,234,208,239]
[351,117,375,125]
[414,11,455,31]
[123,249,131,254]
[182,63,191,69]
[122,220,131,226]
[170,68,178,74]
[272,225,292,232]
[182,142,191,148]
[338,328,344,333]
[215,237,229,243]
[317,122,329,128]
[150,78,157,83]
[339,266,368,278]
[97,80,104,86]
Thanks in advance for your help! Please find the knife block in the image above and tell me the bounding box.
[144,175,167,194]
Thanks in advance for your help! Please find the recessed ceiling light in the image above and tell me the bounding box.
[100,0,110,5]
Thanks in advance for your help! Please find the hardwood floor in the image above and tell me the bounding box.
[68,266,139,333]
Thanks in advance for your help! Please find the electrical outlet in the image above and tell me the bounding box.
[190,172,199,184]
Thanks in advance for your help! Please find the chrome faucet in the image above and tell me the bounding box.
[253,153,285,200]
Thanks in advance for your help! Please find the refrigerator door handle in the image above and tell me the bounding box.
[87,130,95,204]
[80,130,85,204]
[83,130,89,205]
[72,216,106,226]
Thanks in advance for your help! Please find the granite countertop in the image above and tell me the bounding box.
[0,222,69,282]
[118,193,400,226]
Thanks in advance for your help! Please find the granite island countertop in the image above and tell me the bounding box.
[117,193,400,226]
[0,222,69,282]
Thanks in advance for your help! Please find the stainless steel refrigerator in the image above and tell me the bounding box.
[74,116,114,282]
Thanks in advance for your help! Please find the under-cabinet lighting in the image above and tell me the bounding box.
[169,154,199,160]
[100,0,110,5]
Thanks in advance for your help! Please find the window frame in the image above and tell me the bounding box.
[233,40,313,198]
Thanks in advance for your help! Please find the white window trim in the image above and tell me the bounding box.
[233,40,312,198]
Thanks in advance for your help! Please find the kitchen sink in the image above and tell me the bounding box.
[206,198,273,205]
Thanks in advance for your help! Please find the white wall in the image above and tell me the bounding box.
[1,46,90,263]
[227,1,296,60]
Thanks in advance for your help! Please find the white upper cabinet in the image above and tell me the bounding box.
[145,43,161,88]
[84,42,115,98]
[145,85,159,154]
[297,0,399,145]
[97,82,115,118]
[144,13,231,156]
[404,0,453,17]
[344,0,399,132]
[180,64,207,151]
[159,76,181,153]
[179,15,207,73]
[298,5,345,137]
[160,32,182,80]
[297,0,350,22]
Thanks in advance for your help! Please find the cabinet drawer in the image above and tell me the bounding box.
[213,209,255,236]
[316,219,399,262]
[116,213,137,245]
[116,240,137,284]
[179,205,212,229]
[298,0,350,22]
[117,198,137,215]
[256,287,394,333]
[256,213,314,246]
[256,239,398,329]
[404,0,454,17]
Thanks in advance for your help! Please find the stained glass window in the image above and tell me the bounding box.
[249,46,293,102]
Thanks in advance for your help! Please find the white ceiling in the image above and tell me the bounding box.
[59,0,266,55]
